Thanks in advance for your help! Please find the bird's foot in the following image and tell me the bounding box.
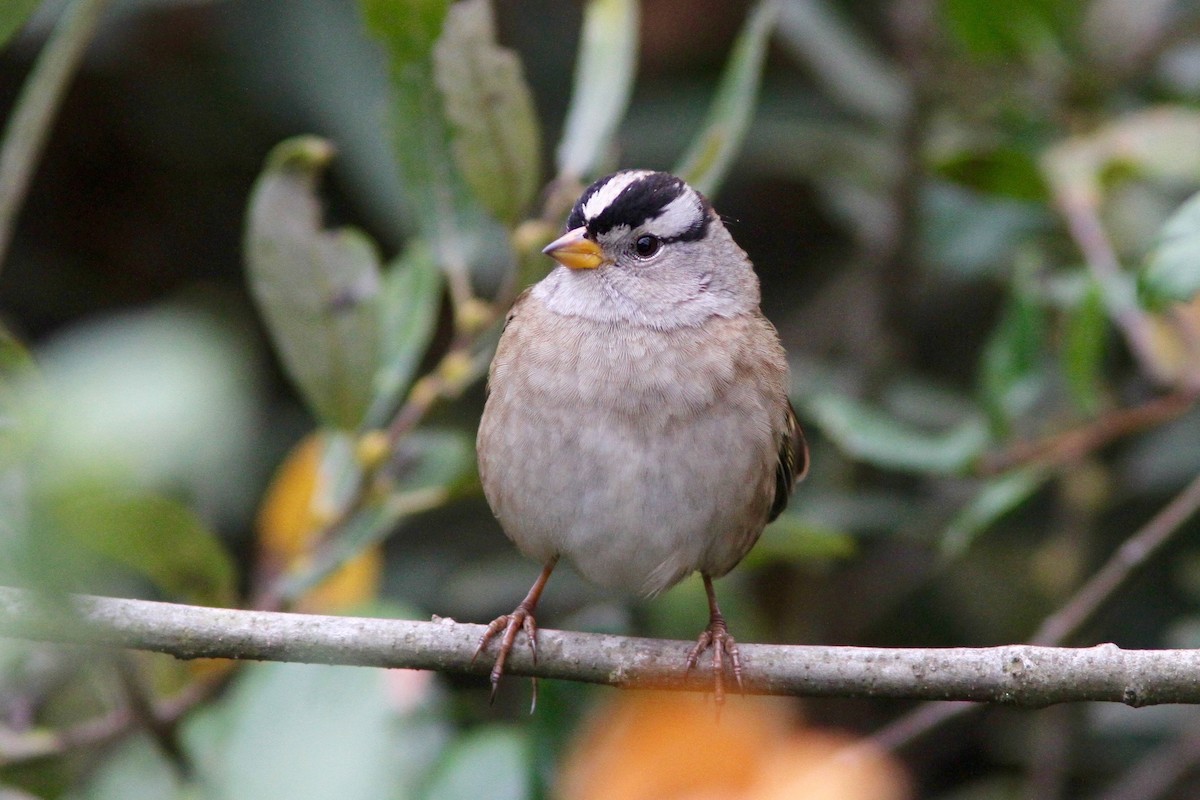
[685,614,743,705]
[473,606,540,708]
[473,559,557,711]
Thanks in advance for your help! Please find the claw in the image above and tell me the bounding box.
[474,558,557,710]
[687,574,745,705]
[475,609,535,705]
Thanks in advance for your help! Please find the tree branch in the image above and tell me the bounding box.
[3,587,1200,708]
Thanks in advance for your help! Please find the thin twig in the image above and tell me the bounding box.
[1054,185,1161,381]
[0,0,115,273]
[977,390,1200,476]
[869,470,1200,750]
[0,670,221,767]
[112,655,190,774]
[1092,724,1200,800]
[1031,471,1200,645]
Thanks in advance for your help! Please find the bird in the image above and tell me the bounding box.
[474,169,807,704]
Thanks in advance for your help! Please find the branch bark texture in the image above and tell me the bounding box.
[2,587,1199,708]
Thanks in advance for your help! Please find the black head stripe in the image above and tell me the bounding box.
[566,171,712,243]
[566,172,617,231]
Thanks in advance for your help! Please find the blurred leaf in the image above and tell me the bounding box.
[433,0,541,224]
[1043,109,1200,204]
[1139,190,1200,309]
[1062,279,1107,415]
[362,0,494,275]
[276,429,473,603]
[940,468,1050,558]
[75,734,185,800]
[45,488,237,606]
[556,0,640,179]
[1140,295,1200,388]
[32,307,258,509]
[316,429,369,519]
[979,282,1046,429]
[923,183,1050,279]
[675,0,779,195]
[367,242,445,427]
[937,148,1048,202]
[358,0,447,61]
[0,0,38,49]
[941,0,1076,58]
[804,393,988,475]
[257,433,382,612]
[214,662,439,800]
[245,136,382,430]
[0,325,36,467]
[774,0,908,125]
[422,725,529,800]
[390,428,475,494]
[743,513,856,568]
[1082,0,1174,68]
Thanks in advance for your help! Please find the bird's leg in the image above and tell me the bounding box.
[473,556,558,708]
[685,573,743,705]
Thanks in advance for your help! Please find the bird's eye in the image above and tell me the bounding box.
[634,235,662,259]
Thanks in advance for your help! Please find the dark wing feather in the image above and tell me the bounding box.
[768,399,808,522]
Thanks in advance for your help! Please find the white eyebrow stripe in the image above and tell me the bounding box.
[647,191,701,239]
[581,170,653,221]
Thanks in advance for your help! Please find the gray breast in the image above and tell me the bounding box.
[477,297,784,595]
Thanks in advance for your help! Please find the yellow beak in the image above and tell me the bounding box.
[542,226,604,270]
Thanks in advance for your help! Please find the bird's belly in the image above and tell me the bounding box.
[479,394,775,596]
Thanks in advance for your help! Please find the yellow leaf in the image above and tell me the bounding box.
[1144,295,1200,388]
[257,433,382,612]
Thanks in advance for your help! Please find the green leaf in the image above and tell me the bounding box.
[1062,278,1107,415]
[675,0,779,195]
[0,325,36,468]
[804,392,988,476]
[432,0,542,224]
[979,282,1046,429]
[359,0,448,62]
[742,512,856,568]
[940,469,1050,558]
[923,183,1050,279]
[367,242,444,427]
[315,430,366,523]
[245,136,382,430]
[422,726,529,800]
[29,306,259,512]
[774,0,909,125]
[1139,190,1200,309]
[390,428,475,495]
[43,488,237,606]
[276,429,474,603]
[0,0,39,50]
[210,662,447,800]
[361,0,495,274]
[75,735,185,800]
[941,0,1076,58]
[555,0,640,179]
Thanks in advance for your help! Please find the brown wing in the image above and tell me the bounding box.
[768,399,808,522]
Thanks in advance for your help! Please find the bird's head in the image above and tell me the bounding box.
[536,171,760,329]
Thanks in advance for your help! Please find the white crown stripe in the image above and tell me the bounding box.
[650,192,702,240]
[580,170,653,222]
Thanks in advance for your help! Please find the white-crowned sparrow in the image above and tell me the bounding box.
[475,170,808,703]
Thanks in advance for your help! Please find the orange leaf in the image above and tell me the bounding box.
[256,432,382,611]
[558,691,909,800]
